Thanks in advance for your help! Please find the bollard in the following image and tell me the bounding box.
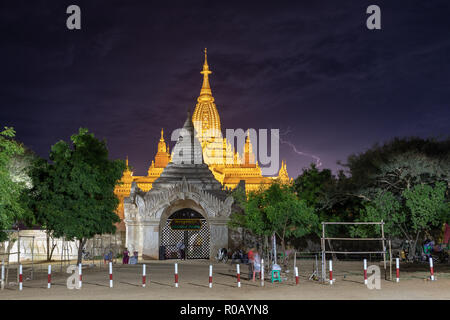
[19,264,23,291]
[396,258,400,283]
[261,259,264,287]
[48,265,52,289]
[142,264,146,288]
[209,265,213,288]
[79,263,82,288]
[295,266,299,285]
[363,259,368,285]
[109,262,113,288]
[429,257,435,281]
[174,263,179,288]
[237,264,241,288]
[329,260,333,285]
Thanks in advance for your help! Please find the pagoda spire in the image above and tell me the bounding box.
[199,48,213,101]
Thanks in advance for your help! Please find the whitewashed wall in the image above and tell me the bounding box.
[0,230,124,263]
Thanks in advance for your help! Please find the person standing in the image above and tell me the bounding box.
[122,248,130,264]
[252,250,261,281]
[247,247,255,280]
[177,241,186,260]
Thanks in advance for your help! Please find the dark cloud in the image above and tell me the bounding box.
[0,0,449,178]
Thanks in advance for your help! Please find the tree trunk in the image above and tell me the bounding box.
[46,232,57,261]
[46,233,50,261]
[77,239,85,265]
[408,231,421,262]
[281,237,287,269]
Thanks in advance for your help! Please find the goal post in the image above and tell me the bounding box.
[320,221,388,283]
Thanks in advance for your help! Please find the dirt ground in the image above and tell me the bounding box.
[0,259,449,300]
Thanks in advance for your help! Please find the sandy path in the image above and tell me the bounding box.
[1,260,449,300]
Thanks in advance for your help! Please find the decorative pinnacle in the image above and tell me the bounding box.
[199,48,212,98]
[160,128,164,141]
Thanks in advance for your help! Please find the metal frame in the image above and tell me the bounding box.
[320,221,387,283]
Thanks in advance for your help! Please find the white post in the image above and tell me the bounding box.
[175,263,179,288]
[429,257,435,281]
[209,265,213,288]
[237,264,241,288]
[1,260,4,290]
[261,259,264,287]
[47,265,51,289]
[19,264,23,291]
[78,263,82,288]
[142,264,146,287]
[109,262,113,288]
[329,260,333,285]
[363,259,368,285]
[295,266,299,285]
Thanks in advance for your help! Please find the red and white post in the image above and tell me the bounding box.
[236,264,241,288]
[363,259,368,285]
[395,258,400,283]
[142,264,146,288]
[109,262,113,288]
[47,265,51,289]
[78,263,82,288]
[329,260,333,285]
[209,265,213,288]
[261,259,264,287]
[174,263,179,288]
[19,264,23,291]
[295,266,299,285]
[429,257,435,281]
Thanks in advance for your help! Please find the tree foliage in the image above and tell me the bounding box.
[353,182,449,260]
[0,127,27,241]
[229,182,319,264]
[28,128,125,264]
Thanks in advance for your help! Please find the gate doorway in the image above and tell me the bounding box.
[160,208,210,259]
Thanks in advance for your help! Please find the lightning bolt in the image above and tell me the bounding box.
[275,127,322,168]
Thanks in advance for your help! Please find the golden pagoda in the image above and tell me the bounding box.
[114,49,292,224]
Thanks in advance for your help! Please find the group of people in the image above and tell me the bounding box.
[104,248,139,265]
[122,248,139,264]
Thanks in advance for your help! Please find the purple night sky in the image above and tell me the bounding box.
[1,0,449,178]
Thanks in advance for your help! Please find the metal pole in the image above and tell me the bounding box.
[60,239,63,272]
[272,233,277,265]
[381,220,386,274]
[17,230,20,284]
[31,236,35,280]
[321,223,326,283]
[389,240,392,281]
[294,251,296,271]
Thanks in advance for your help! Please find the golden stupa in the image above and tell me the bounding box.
[114,49,291,222]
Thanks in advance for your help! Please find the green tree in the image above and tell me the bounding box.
[29,128,125,264]
[229,182,319,266]
[353,182,449,260]
[0,127,26,241]
[340,137,450,201]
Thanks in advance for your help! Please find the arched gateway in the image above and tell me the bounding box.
[160,208,210,259]
[123,113,233,260]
